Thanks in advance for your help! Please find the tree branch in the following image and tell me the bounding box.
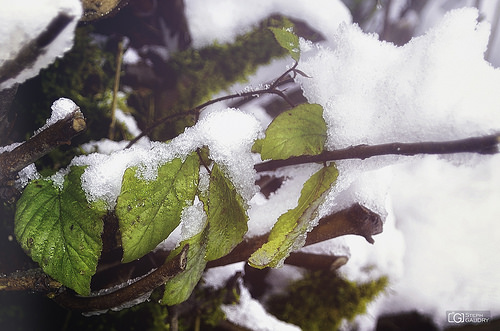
[0,107,86,190]
[207,203,382,268]
[53,244,189,313]
[0,268,62,292]
[254,134,500,172]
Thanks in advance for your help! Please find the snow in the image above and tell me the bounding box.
[184,0,352,48]
[248,164,321,237]
[34,97,79,135]
[179,197,207,241]
[0,0,82,90]
[221,282,302,331]
[297,8,500,150]
[67,107,261,209]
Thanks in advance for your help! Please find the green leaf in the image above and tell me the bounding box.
[204,164,248,261]
[251,138,264,154]
[161,229,208,306]
[257,103,326,160]
[14,166,105,295]
[269,27,300,61]
[249,164,338,268]
[116,153,199,263]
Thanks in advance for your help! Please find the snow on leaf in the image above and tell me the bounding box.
[269,26,300,61]
[254,103,326,160]
[14,166,105,296]
[161,230,208,306]
[249,163,338,268]
[116,153,199,263]
[204,163,248,261]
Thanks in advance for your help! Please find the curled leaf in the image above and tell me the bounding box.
[249,164,338,268]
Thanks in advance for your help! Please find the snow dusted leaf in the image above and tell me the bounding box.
[204,163,248,261]
[162,230,208,306]
[255,103,326,160]
[163,163,248,305]
[269,26,300,61]
[14,166,105,296]
[116,153,199,263]
[249,164,338,268]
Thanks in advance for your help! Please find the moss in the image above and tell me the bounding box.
[267,270,388,331]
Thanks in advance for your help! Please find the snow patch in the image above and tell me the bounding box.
[221,283,301,331]
[184,0,351,48]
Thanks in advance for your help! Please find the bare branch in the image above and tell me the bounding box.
[255,134,500,172]
[0,13,74,86]
[108,38,124,140]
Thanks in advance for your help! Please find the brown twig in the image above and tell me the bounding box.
[53,245,189,313]
[254,134,500,172]
[108,38,124,140]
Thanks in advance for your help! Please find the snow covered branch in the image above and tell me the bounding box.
[0,101,86,196]
[254,134,500,172]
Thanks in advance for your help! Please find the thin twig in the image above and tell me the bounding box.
[254,134,500,172]
[125,64,299,149]
[269,61,298,89]
[108,39,124,140]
